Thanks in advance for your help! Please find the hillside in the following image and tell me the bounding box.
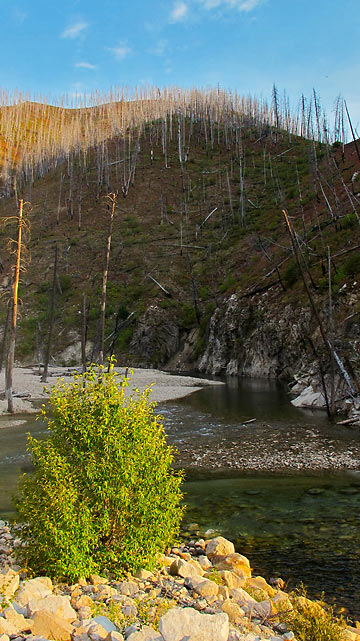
[0,89,359,414]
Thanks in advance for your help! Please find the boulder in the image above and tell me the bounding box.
[27,595,77,622]
[0,634,10,641]
[230,588,257,612]
[254,599,277,619]
[31,610,74,641]
[0,569,19,602]
[126,627,162,641]
[15,577,53,607]
[212,553,251,578]
[91,617,118,634]
[197,555,212,571]
[246,576,276,598]
[216,570,246,589]
[0,620,18,636]
[205,537,235,559]
[3,604,33,632]
[221,599,245,624]
[192,579,219,598]
[158,606,229,641]
[170,558,203,580]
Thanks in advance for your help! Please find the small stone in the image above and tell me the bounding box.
[218,585,229,600]
[0,569,19,602]
[106,633,125,641]
[254,599,277,619]
[0,635,9,641]
[205,537,235,559]
[74,595,94,610]
[197,555,212,571]
[135,569,154,580]
[96,585,118,600]
[89,575,108,586]
[117,581,138,596]
[126,627,162,641]
[87,624,111,641]
[221,599,245,624]
[193,579,219,598]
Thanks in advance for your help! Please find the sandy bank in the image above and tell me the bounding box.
[0,366,223,421]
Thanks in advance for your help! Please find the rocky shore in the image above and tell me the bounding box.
[0,521,359,641]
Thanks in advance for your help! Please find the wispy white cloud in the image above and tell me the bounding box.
[61,21,88,39]
[170,1,188,22]
[75,61,97,70]
[200,0,262,11]
[150,39,169,56]
[108,42,131,61]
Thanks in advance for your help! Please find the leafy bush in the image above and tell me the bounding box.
[280,586,345,641]
[16,361,184,581]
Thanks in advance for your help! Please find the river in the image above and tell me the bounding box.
[1,377,360,618]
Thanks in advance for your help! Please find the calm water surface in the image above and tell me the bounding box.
[1,377,360,617]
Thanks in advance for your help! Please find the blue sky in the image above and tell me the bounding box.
[1,0,359,129]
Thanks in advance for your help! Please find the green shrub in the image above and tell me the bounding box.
[280,586,345,641]
[15,361,184,581]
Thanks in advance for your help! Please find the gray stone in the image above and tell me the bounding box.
[92,617,118,633]
[158,606,229,641]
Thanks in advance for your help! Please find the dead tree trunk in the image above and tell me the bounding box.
[5,199,23,413]
[99,193,117,364]
[0,300,11,372]
[41,243,58,383]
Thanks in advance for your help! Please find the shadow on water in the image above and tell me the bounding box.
[1,377,360,617]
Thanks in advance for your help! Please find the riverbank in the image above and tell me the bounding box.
[0,366,223,419]
[1,522,357,641]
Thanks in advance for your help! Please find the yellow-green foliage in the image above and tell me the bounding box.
[16,360,184,581]
[280,586,346,641]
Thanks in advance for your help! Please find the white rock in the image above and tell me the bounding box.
[0,569,19,602]
[230,588,257,612]
[197,555,212,571]
[205,537,235,559]
[192,579,219,598]
[27,594,76,621]
[135,569,154,580]
[106,633,125,641]
[126,626,162,641]
[15,577,53,607]
[170,558,203,579]
[291,385,326,409]
[117,581,138,596]
[158,606,229,641]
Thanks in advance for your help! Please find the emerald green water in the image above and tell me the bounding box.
[1,377,360,617]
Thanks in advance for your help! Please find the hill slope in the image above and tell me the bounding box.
[0,92,359,412]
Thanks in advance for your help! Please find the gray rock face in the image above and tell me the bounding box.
[198,294,312,378]
[158,607,229,641]
[129,305,180,367]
